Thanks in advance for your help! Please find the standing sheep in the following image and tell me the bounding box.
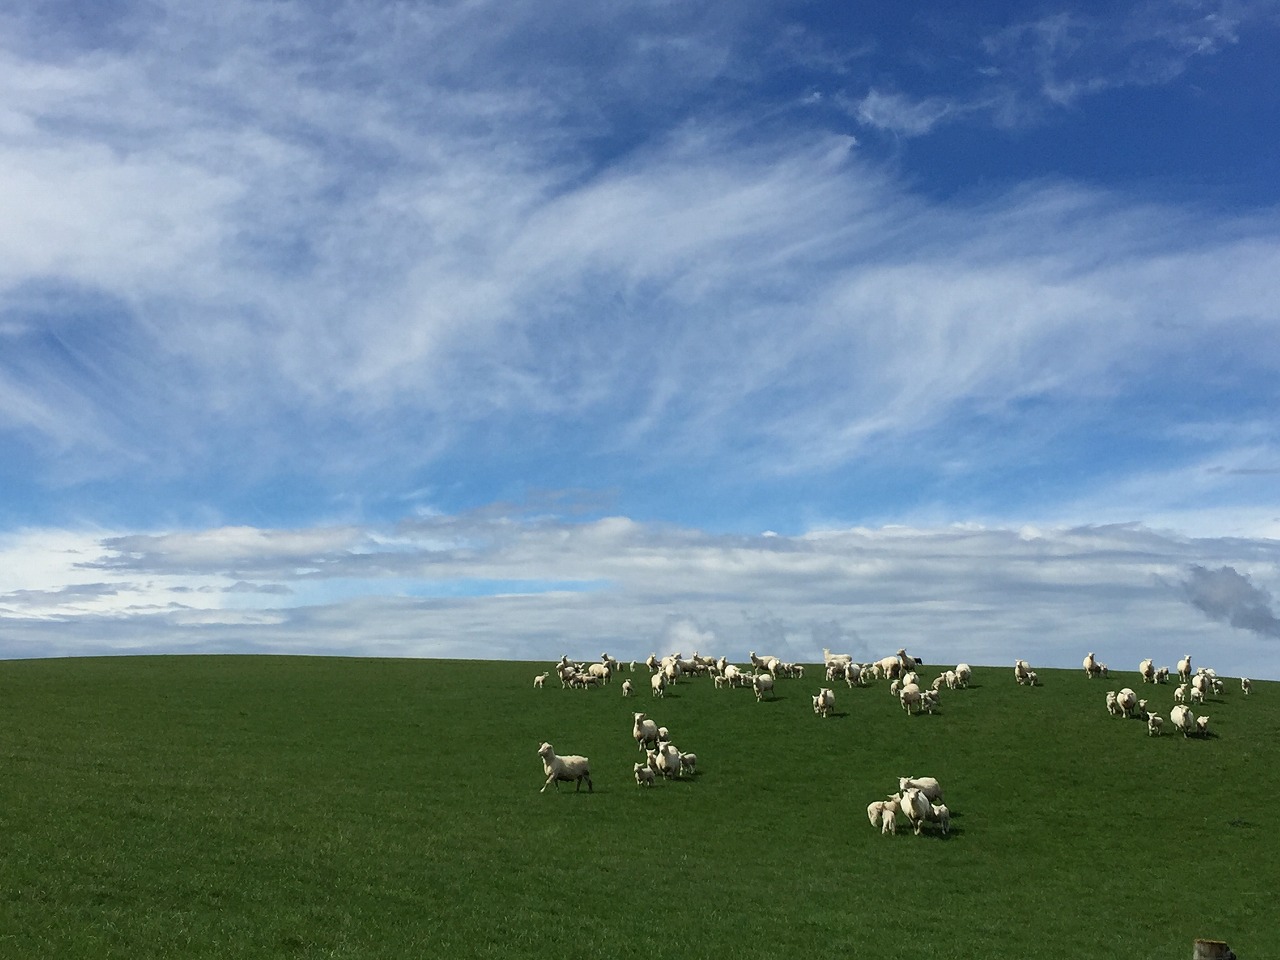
[753,674,775,701]
[1138,658,1155,683]
[621,679,634,697]
[1177,654,1193,683]
[813,687,835,718]
[634,762,655,787]
[533,673,548,688]
[1170,704,1196,738]
[1083,652,1099,678]
[1147,713,1164,737]
[537,742,593,793]
[1242,677,1252,696]
[650,672,666,698]
[632,713,659,752]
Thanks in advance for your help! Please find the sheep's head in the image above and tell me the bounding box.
[537,742,553,759]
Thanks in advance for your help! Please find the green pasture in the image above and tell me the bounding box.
[1,655,1275,959]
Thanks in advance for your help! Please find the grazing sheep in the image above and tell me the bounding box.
[633,713,659,752]
[621,679,634,697]
[899,777,943,804]
[1083,652,1099,678]
[814,687,836,718]
[537,742,592,793]
[533,673,548,688]
[1139,658,1155,683]
[634,762,655,787]
[1170,704,1196,738]
[1242,677,1253,696]
[753,674,775,701]
[1196,715,1210,736]
[1147,713,1164,737]
[650,672,666,698]
[1177,654,1193,683]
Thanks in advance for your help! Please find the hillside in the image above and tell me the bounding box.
[1,655,1274,959]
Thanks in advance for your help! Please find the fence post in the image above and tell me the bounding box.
[1193,940,1236,960]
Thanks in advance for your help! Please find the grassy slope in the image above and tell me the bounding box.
[1,656,1275,960]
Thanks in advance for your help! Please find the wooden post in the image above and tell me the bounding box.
[1193,940,1236,960]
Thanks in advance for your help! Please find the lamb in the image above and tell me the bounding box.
[1105,690,1121,717]
[533,673,548,688]
[753,674,775,701]
[1170,704,1196,738]
[633,713,659,752]
[920,689,940,714]
[1014,659,1033,685]
[1139,658,1155,684]
[679,752,698,777]
[1147,713,1163,737]
[634,762,655,787]
[621,679,633,697]
[1173,683,1188,703]
[899,777,943,804]
[1196,715,1210,736]
[1190,686,1206,705]
[927,802,951,836]
[1155,666,1170,684]
[1242,677,1253,696]
[537,742,592,793]
[843,662,862,687]
[814,687,836,718]
[657,726,670,742]
[1024,670,1038,687]
[880,804,898,835]
[867,799,891,828]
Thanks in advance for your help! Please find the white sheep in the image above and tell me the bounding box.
[1242,677,1253,696]
[1196,715,1210,736]
[1014,659,1032,684]
[1190,686,1205,705]
[753,674,775,701]
[1138,658,1155,683]
[1173,683,1188,703]
[632,712,659,752]
[537,742,592,793]
[927,802,951,836]
[814,687,835,718]
[533,673,548,688]
[648,742,682,779]
[621,679,634,697]
[1170,704,1196,738]
[1177,654,1193,683]
[650,672,666,698]
[1115,688,1138,719]
[920,689,940,714]
[881,804,898,835]
[1105,691,1122,717]
[1083,652,1099,678]
[899,787,931,835]
[899,776,943,804]
[657,726,670,742]
[867,799,890,827]
[634,762,655,787]
[1155,666,1170,684]
[900,686,922,714]
[1147,713,1163,737]
[679,752,698,777]
[954,664,972,688]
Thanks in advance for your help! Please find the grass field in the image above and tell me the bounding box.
[1,655,1275,959]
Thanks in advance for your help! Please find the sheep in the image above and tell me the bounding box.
[1024,670,1039,687]
[867,799,891,828]
[1014,659,1033,685]
[954,664,972,688]
[657,726,670,742]
[1190,686,1206,705]
[533,673,548,688]
[587,662,612,685]
[930,675,946,693]
[648,742,682,779]
[814,687,835,718]
[899,787,932,835]
[901,671,920,689]
[621,679,634,697]
[1242,677,1253,696]
[889,678,902,698]
[1115,687,1138,718]
[753,674,775,701]
[634,762,655,787]
[1155,666,1170,684]
[1097,662,1109,678]
[650,672,666,698]
[927,802,951,836]
[900,686,922,714]
[899,777,943,804]
[1083,652,1099,678]
[537,742,592,793]
[875,655,903,680]
[633,712,659,752]
[1139,658,1155,684]
[880,804,898,835]
[1170,704,1196,738]
[1192,672,1212,699]
[1105,691,1122,718]
[1196,716,1210,736]
[679,752,698,777]
[1177,654,1193,683]
[1174,683,1188,703]
[920,689,940,714]
[1147,713,1164,737]
[823,647,854,669]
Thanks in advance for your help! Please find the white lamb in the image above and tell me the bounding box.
[1014,659,1032,685]
[880,804,898,835]
[1105,691,1122,717]
[634,762,655,787]
[1147,713,1163,737]
[679,752,698,777]
[533,673,548,688]
[1196,715,1210,736]
[927,802,951,836]
[621,679,634,697]
[537,742,592,793]
[650,672,666,698]
[1174,683,1188,703]
[1242,677,1252,696]
[867,799,891,828]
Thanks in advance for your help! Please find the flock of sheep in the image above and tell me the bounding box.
[1093,652,1251,740]
[536,646,1255,839]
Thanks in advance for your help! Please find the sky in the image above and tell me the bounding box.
[2,0,1280,676]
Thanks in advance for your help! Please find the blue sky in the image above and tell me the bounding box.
[3,0,1280,676]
